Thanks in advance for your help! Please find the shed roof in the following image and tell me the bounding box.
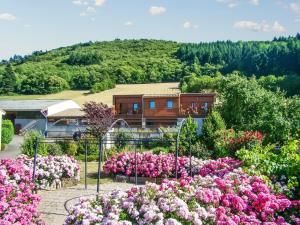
[47,108,85,118]
[0,100,68,111]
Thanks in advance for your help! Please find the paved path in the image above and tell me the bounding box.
[38,183,135,225]
[0,135,23,159]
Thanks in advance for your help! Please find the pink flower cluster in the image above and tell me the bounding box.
[104,152,189,178]
[19,155,80,189]
[198,157,242,178]
[0,158,43,225]
[65,163,300,225]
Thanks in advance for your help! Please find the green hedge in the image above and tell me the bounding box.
[1,120,14,144]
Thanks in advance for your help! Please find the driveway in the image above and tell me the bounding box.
[0,135,23,159]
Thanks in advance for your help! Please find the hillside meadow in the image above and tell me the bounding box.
[0,82,180,106]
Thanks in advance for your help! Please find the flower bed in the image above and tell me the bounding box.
[19,155,80,189]
[65,165,300,224]
[104,152,189,178]
[0,158,43,225]
[104,152,242,180]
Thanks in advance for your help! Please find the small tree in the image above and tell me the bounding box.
[179,116,198,155]
[83,101,115,140]
[0,64,17,94]
[201,111,226,150]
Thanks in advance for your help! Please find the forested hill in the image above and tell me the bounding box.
[0,36,299,95]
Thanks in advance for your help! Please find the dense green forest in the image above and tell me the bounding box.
[0,35,299,95]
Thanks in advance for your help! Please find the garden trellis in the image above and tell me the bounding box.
[31,118,195,197]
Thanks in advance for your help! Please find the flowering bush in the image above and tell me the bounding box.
[0,158,43,225]
[104,152,189,178]
[19,155,80,189]
[104,152,242,180]
[65,166,300,225]
[215,129,264,157]
[237,140,300,200]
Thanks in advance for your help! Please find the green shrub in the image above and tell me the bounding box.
[152,147,171,155]
[1,143,6,151]
[58,140,78,156]
[76,140,98,156]
[47,143,63,156]
[190,142,212,159]
[114,131,133,150]
[21,130,48,156]
[1,120,14,144]
[201,111,226,150]
[236,140,300,199]
[76,154,99,162]
[90,79,115,93]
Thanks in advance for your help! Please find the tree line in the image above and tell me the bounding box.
[0,36,299,95]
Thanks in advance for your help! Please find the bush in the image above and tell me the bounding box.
[47,143,63,156]
[201,111,226,150]
[21,130,48,156]
[65,51,104,66]
[190,142,212,159]
[215,129,264,158]
[1,120,14,144]
[90,79,115,93]
[58,140,78,156]
[152,147,171,155]
[236,140,300,199]
[76,139,98,156]
[75,154,99,162]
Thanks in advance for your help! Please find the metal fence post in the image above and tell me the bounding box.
[96,139,103,200]
[84,139,88,190]
[134,140,138,185]
[189,134,192,177]
[32,138,39,194]
[175,138,179,179]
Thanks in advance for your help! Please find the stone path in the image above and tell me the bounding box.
[0,135,23,159]
[38,183,135,225]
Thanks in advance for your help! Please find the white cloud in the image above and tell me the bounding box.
[124,21,133,26]
[216,0,238,8]
[86,6,96,13]
[183,21,199,29]
[73,0,88,5]
[0,13,16,21]
[228,3,238,8]
[80,12,87,16]
[289,3,300,13]
[294,17,300,23]
[272,21,286,32]
[149,6,166,15]
[183,21,192,28]
[234,20,286,33]
[95,0,106,6]
[249,0,259,6]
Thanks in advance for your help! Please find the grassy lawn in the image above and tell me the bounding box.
[0,83,179,106]
[79,161,114,185]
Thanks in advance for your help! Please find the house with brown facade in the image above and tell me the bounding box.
[113,93,216,128]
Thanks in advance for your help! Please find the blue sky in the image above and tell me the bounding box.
[0,0,299,59]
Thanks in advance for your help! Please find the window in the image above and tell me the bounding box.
[132,103,139,112]
[166,100,173,109]
[203,102,209,112]
[149,100,156,109]
[191,102,196,109]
